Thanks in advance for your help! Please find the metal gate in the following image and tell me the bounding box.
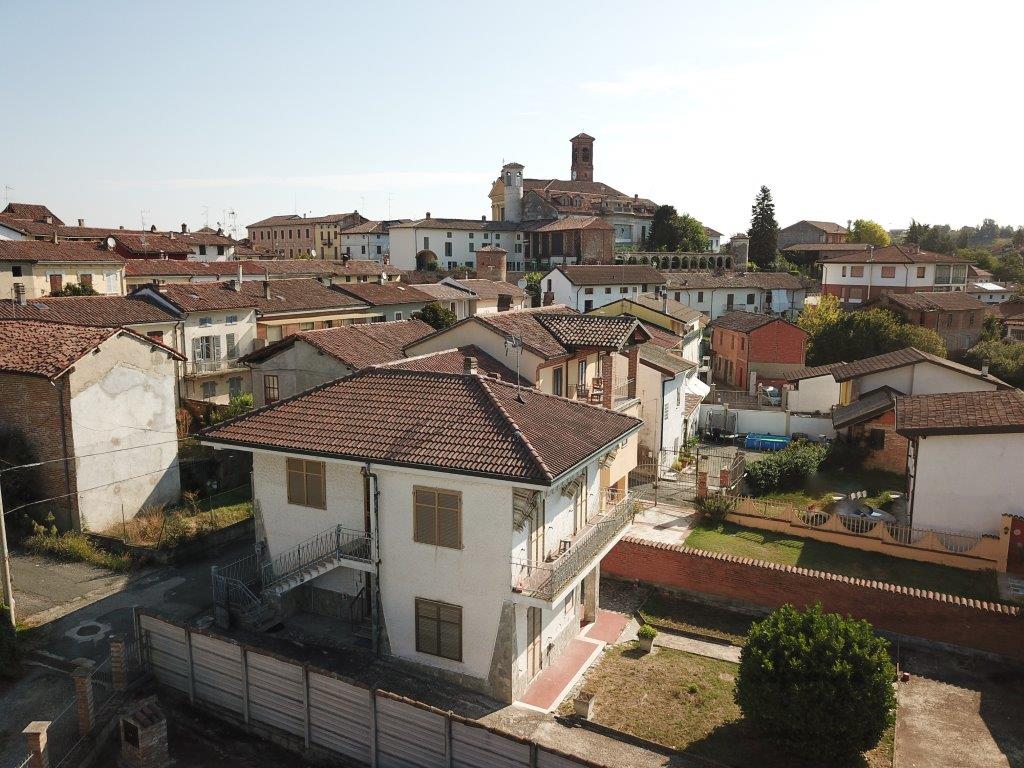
[628,445,741,507]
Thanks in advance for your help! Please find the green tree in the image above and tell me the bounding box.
[800,306,946,365]
[795,294,842,342]
[214,393,254,423]
[920,224,955,254]
[675,213,711,252]
[904,219,928,245]
[51,282,99,296]
[994,252,1024,284]
[736,603,896,760]
[647,205,680,251]
[1012,227,1024,249]
[413,302,458,330]
[747,186,778,269]
[848,219,891,247]
[963,340,1024,388]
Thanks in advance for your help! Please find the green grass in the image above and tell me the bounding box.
[639,591,754,647]
[758,468,906,510]
[23,531,131,572]
[684,520,1000,602]
[570,645,893,768]
[100,485,253,547]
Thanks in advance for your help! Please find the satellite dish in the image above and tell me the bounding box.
[106,236,116,250]
[310,249,317,258]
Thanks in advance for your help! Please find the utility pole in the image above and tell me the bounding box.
[0,482,15,627]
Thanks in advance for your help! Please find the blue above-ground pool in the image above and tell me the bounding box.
[744,433,792,451]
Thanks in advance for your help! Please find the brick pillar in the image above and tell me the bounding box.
[626,347,638,398]
[719,467,730,489]
[72,661,95,737]
[601,353,613,408]
[583,567,600,623]
[110,634,127,692]
[697,471,708,498]
[23,722,50,768]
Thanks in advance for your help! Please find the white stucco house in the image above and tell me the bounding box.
[0,320,183,533]
[202,363,641,703]
[897,390,1024,535]
[634,344,709,471]
[540,265,667,313]
[663,271,808,321]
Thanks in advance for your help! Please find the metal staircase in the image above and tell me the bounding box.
[212,523,373,631]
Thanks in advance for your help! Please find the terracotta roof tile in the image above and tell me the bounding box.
[332,281,434,306]
[384,346,529,385]
[557,265,666,286]
[709,311,805,334]
[832,387,899,429]
[621,294,703,325]
[819,244,969,264]
[0,295,178,326]
[830,347,1008,387]
[638,343,696,376]
[664,271,807,291]
[535,313,650,349]
[447,279,527,300]
[142,278,364,314]
[411,283,477,301]
[784,362,845,382]
[0,240,124,264]
[896,390,1024,435]
[113,232,195,256]
[884,291,987,312]
[636,321,685,350]
[2,203,63,224]
[202,368,641,483]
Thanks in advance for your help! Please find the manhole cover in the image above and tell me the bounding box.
[76,624,101,637]
[65,620,111,643]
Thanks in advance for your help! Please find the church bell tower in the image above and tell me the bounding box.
[570,133,595,181]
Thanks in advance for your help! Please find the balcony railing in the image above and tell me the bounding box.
[510,491,640,602]
[185,357,245,376]
[261,524,372,588]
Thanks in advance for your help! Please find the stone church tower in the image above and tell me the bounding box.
[570,133,595,181]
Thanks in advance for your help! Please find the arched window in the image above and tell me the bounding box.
[650,256,660,269]
[725,256,733,269]
[671,256,681,269]
[582,147,590,162]
[505,172,511,184]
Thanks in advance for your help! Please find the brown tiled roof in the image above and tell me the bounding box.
[557,265,666,286]
[526,216,613,232]
[896,390,1024,436]
[332,281,434,306]
[340,219,410,235]
[123,258,403,279]
[0,320,181,379]
[113,232,195,256]
[622,294,703,325]
[637,322,684,350]
[818,244,968,264]
[784,362,844,382]
[448,279,527,300]
[832,387,899,430]
[143,278,365,314]
[389,218,522,232]
[384,346,529,385]
[663,271,806,291]
[829,347,1009,387]
[2,203,63,224]
[247,212,365,228]
[242,318,433,369]
[461,306,574,358]
[201,367,641,483]
[709,311,806,335]
[0,295,178,326]
[782,220,848,234]
[638,343,696,376]
[535,314,650,350]
[884,291,987,312]
[782,243,870,252]
[0,240,124,264]
[990,300,1024,321]
[411,283,477,302]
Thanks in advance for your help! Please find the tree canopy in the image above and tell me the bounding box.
[848,219,891,247]
[51,282,99,297]
[963,340,1024,389]
[797,296,946,365]
[747,186,778,269]
[645,205,710,252]
[413,302,458,330]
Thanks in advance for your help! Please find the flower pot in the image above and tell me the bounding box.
[574,692,595,719]
[639,635,655,653]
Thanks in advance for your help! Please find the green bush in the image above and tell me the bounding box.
[696,492,738,522]
[0,604,18,677]
[735,604,896,760]
[745,440,828,494]
[637,624,658,640]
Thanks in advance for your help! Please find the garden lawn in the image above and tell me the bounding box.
[757,468,906,510]
[639,591,754,646]
[684,521,1000,602]
[575,644,893,768]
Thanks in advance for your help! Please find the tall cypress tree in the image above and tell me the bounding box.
[748,186,779,268]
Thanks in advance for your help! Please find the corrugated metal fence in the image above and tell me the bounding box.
[139,612,600,768]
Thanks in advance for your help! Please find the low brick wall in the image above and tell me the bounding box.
[603,536,1023,661]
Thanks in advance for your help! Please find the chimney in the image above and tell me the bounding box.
[234,264,243,291]
[13,282,26,306]
[634,194,639,202]
[481,215,486,221]
[181,223,187,233]
[52,232,58,243]
[216,227,223,236]
[425,212,431,219]
[263,280,271,299]
[318,276,332,287]
[44,216,52,224]
[150,224,157,232]
[78,218,85,227]
[662,287,668,314]
[981,361,990,376]
[847,219,852,232]
[151,278,167,293]
[379,272,387,284]
[463,355,478,375]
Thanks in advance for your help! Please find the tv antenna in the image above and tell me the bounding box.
[387,192,395,220]
[2,185,12,206]
[201,206,210,228]
[504,333,525,403]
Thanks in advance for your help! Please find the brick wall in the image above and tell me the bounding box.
[850,410,907,474]
[603,537,1023,660]
[749,320,807,367]
[0,372,78,529]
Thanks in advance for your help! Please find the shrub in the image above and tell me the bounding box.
[637,624,658,640]
[24,532,131,571]
[745,440,828,494]
[413,302,458,331]
[0,604,18,677]
[696,492,738,522]
[735,603,895,760]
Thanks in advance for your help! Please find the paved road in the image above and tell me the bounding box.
[0,544,247,767]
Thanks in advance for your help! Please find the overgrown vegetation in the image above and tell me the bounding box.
[50,281,99,296]
[413,301,458,330]
[963,339,1024,389]
[214,393,254,423]
[797,295,946,366]
[736,604,896,761]
[100,485,252,548]
[696,491,739,522]
[645,205,710,252]
[744,441,828,494]
[23,531,131,571]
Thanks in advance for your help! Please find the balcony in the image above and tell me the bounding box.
[510,491,639,603]
[185,357,245,377]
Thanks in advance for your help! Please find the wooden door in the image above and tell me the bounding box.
[573,475,588,533]
[527,607,542,679]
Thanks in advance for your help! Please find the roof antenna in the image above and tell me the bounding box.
[505,333,525,403]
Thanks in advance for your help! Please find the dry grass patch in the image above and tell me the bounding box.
[100,486,252,548]
[573,644,893,768]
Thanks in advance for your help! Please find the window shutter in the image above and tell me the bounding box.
[437,502,461,549]
[226,333,237,359]
[512,489,539,531]
[213,335,222,360]
[414,491,436,545]
[191,337,201,362]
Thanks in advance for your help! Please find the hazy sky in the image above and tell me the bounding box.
[2,0,1021,239]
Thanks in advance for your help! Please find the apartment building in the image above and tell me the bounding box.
[586,294,705,363]
[123,258,405,290]
[0,239,126,299]
[338,220,409,260]
[0,320,182,532]
[663,271,808,320]
[246,212,366,259]
[388,217,527,272]
[202,364,642,702]
[877,291,988,353]
[708,312,808,389]
[818,244,969,303]
[540,265,667,312]
[331,279,435,322]
[777,220,849,250]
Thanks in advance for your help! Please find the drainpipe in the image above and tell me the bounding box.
[361,464,382,658]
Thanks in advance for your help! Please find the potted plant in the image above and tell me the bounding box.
[637,623,657,653]
[574,691,595,719]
